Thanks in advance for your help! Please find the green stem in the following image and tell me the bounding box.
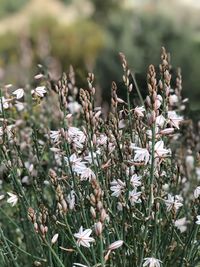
[45,240,65,267]
[139,124,156,267]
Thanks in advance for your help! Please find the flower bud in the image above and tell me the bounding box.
[51,233,59,244]
[108,240,123,251]
[94,221,103,236]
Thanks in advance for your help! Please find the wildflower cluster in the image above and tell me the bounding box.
[0,49,200,267]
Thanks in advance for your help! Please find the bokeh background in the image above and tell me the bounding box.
[0,0,200,110]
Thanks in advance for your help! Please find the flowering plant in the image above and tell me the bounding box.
[0,48,200,267]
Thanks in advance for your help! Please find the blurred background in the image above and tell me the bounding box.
[0,0,200,109]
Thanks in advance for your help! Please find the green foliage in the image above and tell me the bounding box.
[0,0,29,18]
[94,9,200,108]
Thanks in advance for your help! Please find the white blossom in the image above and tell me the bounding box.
[110,179,125,197]
[32,86,47,98]
[195,215,200,225]
[12,88,24,99]
[174,217,187,233]
[154,140,171,158]
[15,101,24,111]
[129,189,141,205]
[168,111,183,129]
[68,127,86,149]
[130,174,141,188]
[134,106,145,117]
[164,194,183,212]
[0,97,10,112]
[133,146,150,165]
[50,130,61,143]
[68,101,82,114]
[143,257,162,267]
[7,192,18,206]
[67,154,87,174]
[74,226,95,248]
[80,167,96,181]
[155,115,166,128]
[169,94,179,106]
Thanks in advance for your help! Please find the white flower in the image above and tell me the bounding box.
[164,194,183,212]
[7,192,18,206]
[68,101,82,114]
[174,217,187,233]
[156,115,165,128]
[133,146,150,165]
[0,194,5,200]
[195,215,200,225]
[143,257,162,267]
[80,167,96,181]
[129,189,141,205]
[110,179,125,197]
[0,97,10,112]
[154,140,171,158]
[68,127,86,149]
[134,106,145,117]
[32,86,47,97]
[74,226,95,248]
[12,88,24,99]
[130,174,141,188]
[108,240,123,251]
[146,127,159,139]
[67,154,87,174]
[168,111,183,129]
[68,127,85,141]
[0,125,14,140]
[169,94,179,106]
[50,130,61,143]
[194,186,200,199]
[15,101,24,111]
